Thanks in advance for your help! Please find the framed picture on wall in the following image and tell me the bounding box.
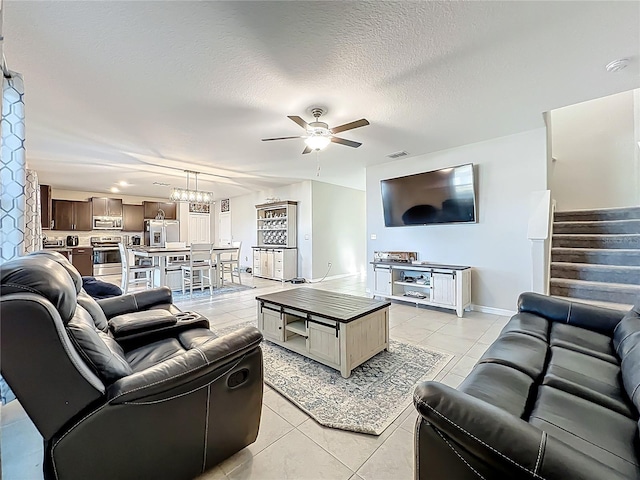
[221,198,230,212]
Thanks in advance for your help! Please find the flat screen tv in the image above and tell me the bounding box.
[381,163,477,227]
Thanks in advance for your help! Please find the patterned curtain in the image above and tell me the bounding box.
[24,169,42,252]
[0,72,26,404]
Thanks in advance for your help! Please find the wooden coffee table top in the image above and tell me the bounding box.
[256,288,390,323]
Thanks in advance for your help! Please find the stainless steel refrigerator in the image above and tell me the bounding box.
[144,220,180,247]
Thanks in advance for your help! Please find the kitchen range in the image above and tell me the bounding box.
[91,236,122,276]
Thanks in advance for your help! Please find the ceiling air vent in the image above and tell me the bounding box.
[386,151,409,159]
[153,181,170,186]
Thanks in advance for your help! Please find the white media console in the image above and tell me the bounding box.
[371,262,471,317]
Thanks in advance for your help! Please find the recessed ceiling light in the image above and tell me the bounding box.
[118,181,129,187]
[110,187,120,193]
[605,58,629,73]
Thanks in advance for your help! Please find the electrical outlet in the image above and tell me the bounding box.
[245,256,248,261]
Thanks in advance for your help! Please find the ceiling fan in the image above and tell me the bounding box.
[262,108,370,154]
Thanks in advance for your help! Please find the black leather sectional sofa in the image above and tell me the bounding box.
[1,251,264,480]
[414,292,640,480]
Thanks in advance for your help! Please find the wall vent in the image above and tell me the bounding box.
[386,151,409,159]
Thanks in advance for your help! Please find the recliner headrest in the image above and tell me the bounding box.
[0,256,77,323]
[28,250,83,294]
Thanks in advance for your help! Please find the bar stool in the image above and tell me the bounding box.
[181,243,216,297]
[118,243,157,294]
[219,241,242,286]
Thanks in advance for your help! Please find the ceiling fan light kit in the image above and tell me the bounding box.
[262,107,370,154]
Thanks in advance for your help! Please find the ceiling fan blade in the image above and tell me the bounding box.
[288,116,309,130]
[261,136,304,141]
[302,146,313,154]
[330,119,370,134]
[331,137,362,148]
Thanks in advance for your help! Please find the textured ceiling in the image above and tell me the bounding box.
[4,1,639,198]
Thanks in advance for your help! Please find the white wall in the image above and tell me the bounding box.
[228,181,313,278]
[366,129,547,311]
[311,182,366,279]
[550,90,638,211]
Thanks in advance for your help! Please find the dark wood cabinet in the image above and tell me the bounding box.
[71,247,93,276]
[92,197,123,217]
[143,201,177,220]
[123,204,144,231]
[52,200,92,231]
[40,184,52,229]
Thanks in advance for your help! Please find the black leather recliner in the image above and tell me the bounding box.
[414,292,640,480]
[0,251,264,480]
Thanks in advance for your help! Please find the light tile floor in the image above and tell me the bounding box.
[1,273,510,480]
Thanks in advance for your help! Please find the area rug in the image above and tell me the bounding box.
[213,321,453,435]
[172,283,254,301]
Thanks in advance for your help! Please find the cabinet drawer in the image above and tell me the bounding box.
[274,268,283,280]
[274,250,284,261]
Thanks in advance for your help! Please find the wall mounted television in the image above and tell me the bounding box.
[380,163,477,227]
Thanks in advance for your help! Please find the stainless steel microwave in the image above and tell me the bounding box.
[93,216,123,230]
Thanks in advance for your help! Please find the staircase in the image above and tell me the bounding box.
[550,206,640,309]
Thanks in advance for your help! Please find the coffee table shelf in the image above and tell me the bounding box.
[285,320,307,337]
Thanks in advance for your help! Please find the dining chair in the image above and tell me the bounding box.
[118,243,157,294]
[181,243,216,297]
[219,241,242,286]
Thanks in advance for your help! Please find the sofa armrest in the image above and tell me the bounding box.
[107,326,263,404]
[518,292,626,335]
[414,381,629,480]
[97,287,174,319]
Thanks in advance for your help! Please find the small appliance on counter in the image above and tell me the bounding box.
[373,251,417,263]
[43,238,65,248]
[132,235,141,246]
[66,235,79,247]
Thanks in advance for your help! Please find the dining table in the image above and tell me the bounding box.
[131,245,238,289]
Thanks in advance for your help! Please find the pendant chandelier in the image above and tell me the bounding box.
[169,170,214,204]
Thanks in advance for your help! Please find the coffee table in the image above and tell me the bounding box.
[255,288,391,378]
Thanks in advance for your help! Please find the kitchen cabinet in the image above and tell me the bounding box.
[71,247,93,276]
[123,204,144,231]
[143,201,177,220]
[52,200,93,231]
[40,184,52,230]
[92,197,123,217]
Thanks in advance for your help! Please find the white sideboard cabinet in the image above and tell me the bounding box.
[372,262,471,317]
[252,201,298,281]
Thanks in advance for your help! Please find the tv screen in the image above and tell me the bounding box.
[380,164,476,227]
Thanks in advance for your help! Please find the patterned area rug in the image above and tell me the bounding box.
[172,283,254,301]
[213,321,453,435]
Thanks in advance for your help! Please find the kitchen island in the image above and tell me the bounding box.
[131,245,237,289]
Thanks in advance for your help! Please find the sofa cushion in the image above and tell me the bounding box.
[550,322,617,364]
[529,386,640,478]
[621,341,640,414]
[477,332,548,380]
[77,290,109,332]
[1,257,78,324]
[125,338,187,372]
[66,305,133,383]
[542,346,633,417]
[458,362,534,418]
[613,305,640,359]
[500,312,548,342]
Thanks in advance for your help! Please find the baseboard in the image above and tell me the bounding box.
[308,272,359,283]
[470,304,516,317]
